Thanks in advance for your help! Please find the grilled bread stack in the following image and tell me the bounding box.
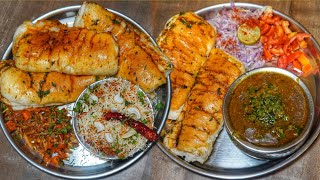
[157,12,245,163]
[0,2,172,110]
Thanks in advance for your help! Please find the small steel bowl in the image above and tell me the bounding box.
[72,77,154,160]
[223,67,315,159]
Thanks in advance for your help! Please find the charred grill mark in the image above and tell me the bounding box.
[48,38,54,69]
[175,121,184,146]
[28,72,34,87]
[35,35,46,64]
[197,77,226,90]
[75,29,86,58]
[89,31,96,50]
[70,29,82,66]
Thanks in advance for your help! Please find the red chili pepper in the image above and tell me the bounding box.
[104,112,159,142]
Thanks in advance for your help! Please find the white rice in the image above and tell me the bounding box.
[76,78,154,159]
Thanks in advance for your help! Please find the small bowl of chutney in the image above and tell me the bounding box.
[223,67,314,159]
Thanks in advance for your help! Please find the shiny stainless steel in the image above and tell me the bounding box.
[72,77,154,160]
[223,67,315,159]
[157,2,320,179]
[0,6,171,179]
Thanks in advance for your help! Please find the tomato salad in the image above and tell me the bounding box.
[3,104,78,167]
[208,5,317,76]
[258,6,315,76]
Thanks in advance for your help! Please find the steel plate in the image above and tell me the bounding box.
[0,6,171,179]
[157,3,320,179]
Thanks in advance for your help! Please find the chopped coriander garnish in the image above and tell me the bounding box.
[137,91,145,105]
[89,84,99,93]
[141,119,148,124]
[115,149,121,154]
[53,142,59,148]
[155,102,164,110]
[73,102,83,113]
[112,19,120,24]
[125,100,131,106]
[37,90,50,98]
[57,128,68,134]
[83,93,90,103]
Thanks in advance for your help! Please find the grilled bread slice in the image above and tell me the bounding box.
[13,20,119,76]
[157,12,216,119]
[74,2,172,93]
[0,60,99,110]
[164,49,245,163]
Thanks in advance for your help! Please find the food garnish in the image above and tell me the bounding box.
[208,7,265,70]
[244,83,288,127]
[237,23,261,45]
[104,112,159,142]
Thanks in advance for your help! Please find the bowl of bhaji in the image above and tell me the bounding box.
[223,67,314,159]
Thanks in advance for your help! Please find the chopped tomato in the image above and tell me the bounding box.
[285,51,304,63]
[258,9,312,77]
[46,142,53,150]
[284,33,310,54]
[57,143,66,149]
[277,51,303,69]
[298,53,314,77]
[277,56,288,68]
[260,23,271,35]
[270,48,284,56]
[2,105,78,168]
[277,51,315,77]
[5,121,17,132]
[21,111,31,121]
[297,53,311,66]
[293,60,302,71]
[276,25,285,37]
[49,156,60,167]
[263,46,272,61]
[303,64,313,76]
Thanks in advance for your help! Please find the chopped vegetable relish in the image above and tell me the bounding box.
[2,104,78,167]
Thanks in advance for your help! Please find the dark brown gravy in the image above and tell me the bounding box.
[228,72,309,147]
